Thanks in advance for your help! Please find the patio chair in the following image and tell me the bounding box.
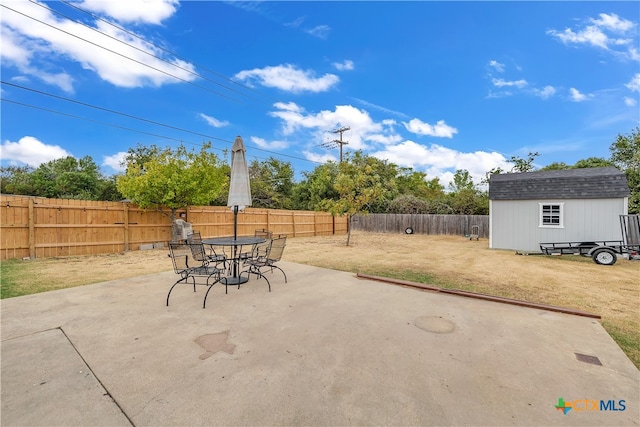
[239,229,273,261]
[187,231,227,270]
[167,242,221,307]
[254,228,273,239]
[243,235,287,287]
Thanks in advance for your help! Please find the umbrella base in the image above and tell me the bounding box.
[220,276,249,286]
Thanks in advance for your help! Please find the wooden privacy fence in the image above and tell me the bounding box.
[352,213,489,238]
[0,195,347,260]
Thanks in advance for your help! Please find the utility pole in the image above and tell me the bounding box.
[326,125,350,162]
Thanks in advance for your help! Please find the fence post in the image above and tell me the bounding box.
[291,211,297,237]
[28,198,35,259]
[123,203,130,252]
[266,210,271,232]
[314,212,318,236]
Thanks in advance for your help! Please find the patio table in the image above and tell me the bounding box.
[202,236,266,285]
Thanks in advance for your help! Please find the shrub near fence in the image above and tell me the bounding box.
[352,213,489,238]
[0,195,348,260]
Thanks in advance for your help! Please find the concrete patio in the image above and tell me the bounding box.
[1,261,638,426]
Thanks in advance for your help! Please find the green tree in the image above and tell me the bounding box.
[0,166,35,195]
[539,162,570,171]
[481,167,505,186]
[322,151,394,245]
[29,156,102,199]
[509,152,539,173]
[396,168,445,199]
[249,157,294,209]
[116,143,227,234]
[573,157,614,169]
[386,194,431,214]
[449,169,476,192]
[447,169,488,214]
[292,162,340,211]
[610,127,640,213]
[95,175,124,201]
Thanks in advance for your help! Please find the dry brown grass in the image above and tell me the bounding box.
[2,231,638,367]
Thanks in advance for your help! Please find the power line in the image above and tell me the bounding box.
[0,4,324,169]
[29,0,268,106]
[0,86,321,165]
[1,2,245,104]
[1,80,227,141]
[58,0,272,104]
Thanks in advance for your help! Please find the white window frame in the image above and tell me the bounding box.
[539,203,564,228]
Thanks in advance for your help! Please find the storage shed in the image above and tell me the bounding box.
[488,167,630,252]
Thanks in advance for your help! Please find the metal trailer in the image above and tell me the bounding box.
[539,215,640,265]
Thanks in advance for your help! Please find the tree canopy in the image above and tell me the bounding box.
[610,127,640,213]
[321,151,396,245]
[249,157,295,209]
[116,143,227,220]
[2,127,637,215]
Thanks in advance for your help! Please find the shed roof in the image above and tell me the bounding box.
[488,167,630,200]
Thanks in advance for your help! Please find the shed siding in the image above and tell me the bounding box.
[490,198,626,252]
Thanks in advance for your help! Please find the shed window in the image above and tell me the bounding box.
[539,203,563,228]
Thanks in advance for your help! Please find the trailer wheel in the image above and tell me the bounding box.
[592,248,617,265]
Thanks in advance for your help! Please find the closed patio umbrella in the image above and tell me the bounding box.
[227,135,252,240]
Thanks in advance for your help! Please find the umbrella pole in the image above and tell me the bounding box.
[232,205,238,278]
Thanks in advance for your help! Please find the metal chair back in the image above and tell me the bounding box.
[267,235,286,263]
[169,242,192,274]
[254,229,273,239]
[187,231,203,243]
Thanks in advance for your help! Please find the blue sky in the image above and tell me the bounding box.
[1,1,639,188]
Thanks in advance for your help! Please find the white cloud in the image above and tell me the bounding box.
[250,136,289,150]
[102,152,127,172]
[624,97,637,107]
[235,64,339,93]
[492,78,528,88]
[77,0,179,25]
[351,97,409,119]
[548,26,609,49]
[486,90,513,99]
[488,60,505,73]
[269,103,388,150]
[199,113,229,128]
[533,85,557,99]
[366,133,404,145]
[569,87,591,102]
[0,136,71,167]
[590,13,635,33]
[285,16,305,28]
[371,141,510,189]
[626,73,640,92]
[402,118,458,138]
[306,25,331,39]
[0,26,31,67]
[547,13,637,59]
[267,101,502,189]
[283,15,330,39]
[0,0,194,90]
[303,150,336,163]
[332,60,354,71]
